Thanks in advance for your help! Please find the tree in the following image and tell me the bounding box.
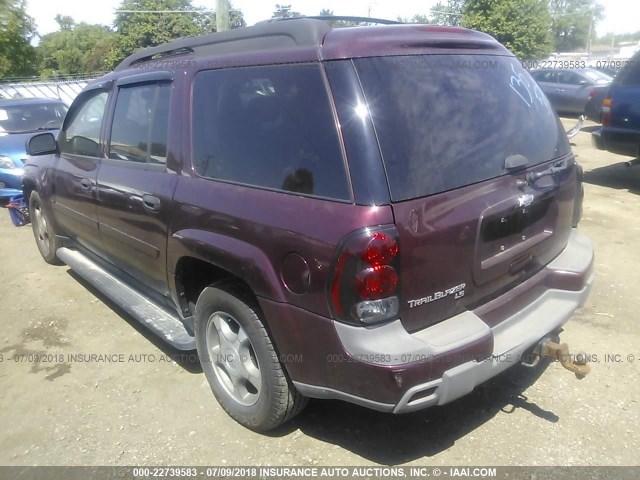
[0,0,38,77]
[55,14,75,31]
[549,0,604,52]
[398,14,429,24]
[463,0,553,59]
[108,0,245,68]
[38,23,116,75]
[430,0,465,26]
[273,4,301,18]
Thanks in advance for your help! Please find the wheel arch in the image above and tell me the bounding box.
[168,229,287,318]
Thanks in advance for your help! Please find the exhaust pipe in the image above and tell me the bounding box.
[521,336,591,379]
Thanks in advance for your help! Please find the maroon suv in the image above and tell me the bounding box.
[23,18,594,431]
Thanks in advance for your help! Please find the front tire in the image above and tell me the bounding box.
[29,191,62,265]
[195,282,307,431]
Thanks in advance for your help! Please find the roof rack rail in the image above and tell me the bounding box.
[116,18,332,70]
[264,15,403,25]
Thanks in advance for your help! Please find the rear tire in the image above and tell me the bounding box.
[194,282,307,431]
[29,191,62,265]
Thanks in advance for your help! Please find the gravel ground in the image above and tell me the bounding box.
[0,117,638,467]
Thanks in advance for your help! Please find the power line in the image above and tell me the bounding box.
[114,10,209,14]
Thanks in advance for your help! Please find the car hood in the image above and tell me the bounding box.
[0,130,59,164]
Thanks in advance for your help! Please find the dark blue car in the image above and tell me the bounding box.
[0,98,68,188]
[593,51,640,161]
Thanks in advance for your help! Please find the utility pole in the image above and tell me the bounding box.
[216,0,230,32]
[585,1,596,57]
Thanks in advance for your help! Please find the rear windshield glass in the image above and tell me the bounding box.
[354,55,571,201]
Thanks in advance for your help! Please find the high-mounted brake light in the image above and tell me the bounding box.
[328,225,401,324]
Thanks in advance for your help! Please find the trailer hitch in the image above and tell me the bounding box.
[521,337,591,379]
[540,340,591,379]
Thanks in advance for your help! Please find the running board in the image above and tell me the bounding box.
[56,247,196,350]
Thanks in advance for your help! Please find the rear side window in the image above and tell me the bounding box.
[109,82,171,164]
[192,64,351,201]
[355,55,571,201]
[556,71,582,85]
[532,70,555,82]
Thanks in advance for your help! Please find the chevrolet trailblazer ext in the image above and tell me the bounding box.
[22,18,594,431]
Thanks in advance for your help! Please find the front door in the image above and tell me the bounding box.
[53,88,110,255]
[96,77,176,296]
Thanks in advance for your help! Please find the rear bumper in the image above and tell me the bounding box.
[261,229,594,413]
[594,126,640,157]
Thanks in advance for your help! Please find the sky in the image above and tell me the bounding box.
[25,0,640,39]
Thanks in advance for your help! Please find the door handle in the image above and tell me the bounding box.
[80,178,93,191]
[142,194,161,212]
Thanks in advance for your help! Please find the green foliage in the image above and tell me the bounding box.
[55,14,74,31]
[273,4,301,18]
[430,0,465,26]
[549,0,603,52]
[318,8,361,26]
[38,23,116,75]
[107,0,245,68]
[463,0,553,59]
[397,14,429,24]
[0,0,38,77]
[598,31,640,47]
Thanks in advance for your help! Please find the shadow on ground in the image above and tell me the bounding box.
[66,270,202,374]
[583,160,640,195]
[271,361,557,464]
[66,270,558,464]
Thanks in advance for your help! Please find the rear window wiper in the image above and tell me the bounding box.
[526,159,571,184]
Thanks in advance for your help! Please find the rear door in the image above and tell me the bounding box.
[531,70,560,108]
[52,86,110,254]
[556,70,592,113]
[353,55,579,332]
[96,73,177,296]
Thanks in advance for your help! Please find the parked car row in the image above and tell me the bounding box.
[530,67,612,120]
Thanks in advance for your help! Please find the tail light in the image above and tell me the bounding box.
[601,97,612,126]
[328,225,401,324]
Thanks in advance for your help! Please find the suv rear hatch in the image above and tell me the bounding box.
[354,54,580,332]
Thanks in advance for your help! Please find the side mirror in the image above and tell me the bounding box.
[578,79,590,86]
[26,132,57,156]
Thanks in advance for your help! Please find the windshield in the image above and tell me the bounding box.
[354,55,571,201]
[0,102,68,134]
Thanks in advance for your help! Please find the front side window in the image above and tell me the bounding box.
[109,83,171,164]
[192,64,351,201]
[61,91,108,157]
